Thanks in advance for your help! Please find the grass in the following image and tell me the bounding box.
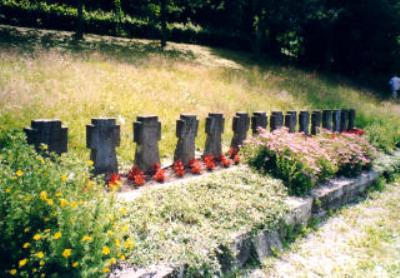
[261,179,400,277]
[121,166,288,273]
[1,24,400,166]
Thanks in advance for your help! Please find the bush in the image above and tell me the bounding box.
[242,128,377,196]
[0,130,133,277]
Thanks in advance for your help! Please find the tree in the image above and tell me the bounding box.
[75,0,85,40]
[160,0,167,48]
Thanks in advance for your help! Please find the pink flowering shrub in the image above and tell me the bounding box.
[242,128,377,195]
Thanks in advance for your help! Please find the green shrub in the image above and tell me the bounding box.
[0,130,133,277]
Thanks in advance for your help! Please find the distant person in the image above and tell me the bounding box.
[389,75,400,98]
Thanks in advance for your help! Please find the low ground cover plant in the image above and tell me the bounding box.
[242,128,377,195]
[0,130,133,277]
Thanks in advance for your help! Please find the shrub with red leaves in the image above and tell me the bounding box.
[152,163,166,183]
[128,166,145,186]
[173,160,185,177]
[219,155,232,168]
[233,154,240,165]
[203,155,216,171]
[229,147,239,159]
[189,159,202,174]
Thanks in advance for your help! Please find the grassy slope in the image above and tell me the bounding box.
[1,25,399,166]
[262,180,400,277]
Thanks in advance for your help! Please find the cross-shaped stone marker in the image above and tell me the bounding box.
[231,112,250,149]
[134,115,161,174]
[24,119,68,155]
[270,111,284,131]
[311,111,322,135]
[86,118,120,175]
[348,109,356,130]
[174,114,199,165]
[285,111,297,133]
[204,113,225,158]
[251,112,267,135]
[332,110,341,132]
[299,111,310,135]
[322,110,333,131]
[340,109,348,132]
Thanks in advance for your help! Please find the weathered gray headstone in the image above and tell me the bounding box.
[299,111,310,135]
[285,111,297,133]
[340,109,348,132]
[348,109,356,130]
[251,112,267,134]
[231,112,250,149]
[174,114,199,165]
[311,111,322,135]
[86,118,120,175]
[322,110,333,131]
[24,119,68,155]
[332,110,341,132]
[270,111,283,131]
[134,115,161,174]
[204,113,225,158]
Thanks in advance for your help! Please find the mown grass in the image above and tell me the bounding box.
[1,25,399,166]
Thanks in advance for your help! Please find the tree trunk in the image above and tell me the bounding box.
[160,0,167,49]
[75,0,84,40]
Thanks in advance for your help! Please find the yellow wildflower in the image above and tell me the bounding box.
[44,229,51,233]
[82,235,92,242]
[102,246,110,256]
[122,224,129,233]
[46,199,54,206]
[62,249,72,258]
[109,257,117,265]
[40,191,48,201]
[39,260,45,266]
[5,188,11,193]
[119,207,127,216]
[119,254,126,261]
[59,198,69,207]
[22,242,30,249]
[53,231,62,240]
[55,191,62,197]
[39,157,45,164]
[9,269,17,276]
[70,201,78,208]
[40,144,48,150]
[106,230,113,236]
[124,238,135,250]
[61,175,68,182]
[33,234,41,241]
[35,252,45,259]
[15,169,24,177]
[18,258,28,268]
[72,262,79,268]
[87,160,94,167]
[103,267,110,273]
[115,239,121,247]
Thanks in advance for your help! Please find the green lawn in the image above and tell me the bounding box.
[1,24,399,166]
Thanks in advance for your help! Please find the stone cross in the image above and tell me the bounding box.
[340,110,348,132]
[348,109,356,130]
[251,112,267,135]
[231,112,250,149]
[86,118,120,175]
[332,110,341,132]
[299,111,310,135]
[270,111,283,131]
[24,119,68,155]
[285,111,297,133]
[174,114,199,165]
[322,110,333,131]
[134,115,161,174]
[311,111,322,135]
[204,113,225,158]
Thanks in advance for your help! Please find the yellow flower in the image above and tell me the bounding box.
[119,254,126,261]
[36,252,45,259]
[103,267,110,273]
[24,227,30,233]
[124,238,135,250]
[39,260,45,266]
[87,160,94,167]
[72,261,79,268]
[70,201,78,208]
[9,269,17,276]
[61,175,68,182]
[115,239,121,247]
[122,224,129,233]
[46,199,54,206]
[119,207,128,216]
[109,257,117,265]
[40,144,48,151]
[82,235,92,242]
[62,249,72,258]
[59,198,69,207]
[40,273,45,278]
[33,234,41,241]
[84,180,96,191]
[53,231,62,240]
[18,258,28,268]
[39,157,45,164]
[22,242,30,249]
[40,191,48,201]
[102,246,110,256]
[55,191,62,197]
[106,230,113,236]
[44,229,51,233]
[15,170,24,177]
[5,188,11,193]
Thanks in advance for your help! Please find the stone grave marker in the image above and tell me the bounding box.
[348,109,356,130]
[270,111,284,131]
[204,113,225,158]
[285,111,297,133]
[332,110,341,132]
[311,111,322,135]
[299,111,310,135]
[322,110,333,131]
[251,112,267,135]
[340,109,348,132]
[231,112,250,149]
[174,114,199,165]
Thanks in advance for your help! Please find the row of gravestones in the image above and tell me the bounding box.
[24,109,355,175]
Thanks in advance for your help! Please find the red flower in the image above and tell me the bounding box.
[152,165,166,183]
[173,160,185,177]
[219,155,232,168]
[128,166,146,186]
[345,128,365,136]
[233,154,240,165]
[189,159,202,175]
[229,147,239,159]
[108,173,122,191]
[203,155,216,171]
